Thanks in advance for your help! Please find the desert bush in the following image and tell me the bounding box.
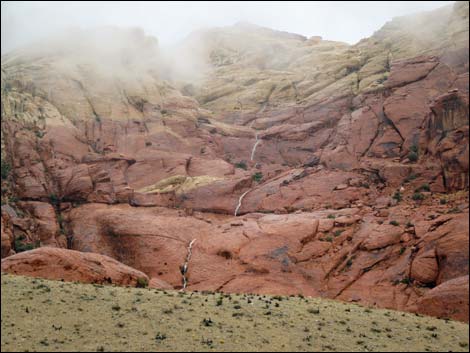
[136,277,148,288]
[415,184,430,192]
[392,191,402,202]
[334,229,344,237]
[252,172,263,182]
[235,161,247,170]
[49,193,60,206]
[412,192,425,201]
[408,152,418,162]
[1,162,11,180]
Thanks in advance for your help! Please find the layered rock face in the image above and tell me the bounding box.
[1,3,468,321]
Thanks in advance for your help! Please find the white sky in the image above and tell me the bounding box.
[1,1,454,54]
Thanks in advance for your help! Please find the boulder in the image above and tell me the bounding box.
[1,247,149,287]
[410,249,438,284]
[414,276,469,322]
[361,224,404,250]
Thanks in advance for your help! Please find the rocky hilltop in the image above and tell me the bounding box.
[1,2,469,322]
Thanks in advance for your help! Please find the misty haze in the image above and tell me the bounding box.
[1,1,469,352]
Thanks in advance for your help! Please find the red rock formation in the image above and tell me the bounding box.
[1,210,15,258]
[410,249,439,284]
[425,90,469,190]
[414,276,469,322]
[17,201,66,248]
[1,2,468,323]
[1,247,149,287]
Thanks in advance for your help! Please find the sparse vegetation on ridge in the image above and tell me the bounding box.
[1,274,468,352]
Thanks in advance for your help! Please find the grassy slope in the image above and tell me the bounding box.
[1,274,469,352]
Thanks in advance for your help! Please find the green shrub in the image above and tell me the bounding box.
[389,220,400,226]
[404,173,419,183]
[410,145,419,153]
[440,198,447,205]
[16,242,35,252]
[136,277,148,288]
[408,152,418,162]
[392,191,402,202]
[1,162,11,180]
[252,172,263,182]
[412,192,425,201]
[334,229,344,237]
[400,277,412,285]
[327,214,336,219]
[415,184,430,192]
[235,162,247,170]
[14,237,39,253]
[49,193,60,206]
